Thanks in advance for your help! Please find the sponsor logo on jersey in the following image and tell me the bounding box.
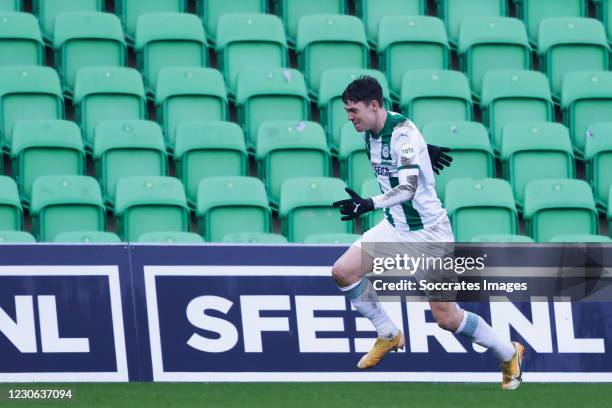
[373,164,392,177]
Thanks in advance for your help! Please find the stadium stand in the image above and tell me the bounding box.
[584,122,612,210]
[137,231,204,243]
[0,230,35,242]
[0,12,43,66]
[0,176,22,231]
[54,230,121,243]
[548,233,612,242]
[360,177,384,231]
[32,0,103,42]
[116,0,187,42]
[356,0,427,46]
[222,232,288,243]
[338,122,373,192]
[0,0,19,11]
[437,0,507,46]
[276,0,347,46]
[304,233,361,244]
[470,234,535,242]
[513,0,588,45]
[199,0,267,45]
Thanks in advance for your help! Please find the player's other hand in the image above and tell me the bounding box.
[332,188,374,221]
[427,144,453,175]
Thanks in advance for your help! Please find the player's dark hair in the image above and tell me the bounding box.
[341,75,384,107]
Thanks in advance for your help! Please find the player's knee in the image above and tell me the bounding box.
[436,315,457,332]
[332,261,353,287]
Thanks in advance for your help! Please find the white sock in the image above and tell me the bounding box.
[340,279,398,339]
[455,310,515,362]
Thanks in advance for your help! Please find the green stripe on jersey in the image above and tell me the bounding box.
[389,176,424,231]
[398,164,420,171]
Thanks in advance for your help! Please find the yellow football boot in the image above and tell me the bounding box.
[501,341,525,390]
[357,330,405,369]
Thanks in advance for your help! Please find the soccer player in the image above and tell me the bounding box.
[332,76,525,390]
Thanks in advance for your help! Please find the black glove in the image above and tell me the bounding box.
[333,188,374,221]
[427,144,453,175]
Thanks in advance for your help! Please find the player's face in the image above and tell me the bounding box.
[344,100,380,132]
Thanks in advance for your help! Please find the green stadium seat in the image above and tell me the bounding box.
[501,123,575,210]
[279,177,350,242]
[422,122,495,201]
[400,70,472,129]
[54,230,120,242]
[304,233,361,244]
[135,13,207,92]
[481,70,554,154]
[53,12,126,93]
[114,176,190,242]
[318,68,390,151]
[276,0,347,46]
[458,17,531,98]
[512,0,587,45]
[599,0,612,44]
[561,71,612,156]
[538,18,610,100]
[197,176,271,242]
[0,66,63,151]
[137,231,203,243]
[216,13,287,97]
[174,121,247,206]
[437,0,507,46]
[360,177,383,231]
[30,175,105,241]
[357,0,427,46]
[296,14,368,97]
[198,0,267,45]
[11,119,84,204]
[0,12,44,66]
[0,230,35,242]
[338,122,372,191]
[33,0,103,42]
[235,68,309,148]
[524,179,598,242]
[0,0,19,11]
[0,176,22,230]
[444,178,518,242]
[584,122,612,209]
[608,187,612,233]
[256,120,330,206]
[73,67,146,149]
[377,16,449,100]
[470,234,534,243]
[222,232,288,243]
[549,234,612,242]
[155,67,227,147]
[116,0,187,42]
[93,120,167,206]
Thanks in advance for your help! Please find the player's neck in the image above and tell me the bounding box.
[370,110,388,136]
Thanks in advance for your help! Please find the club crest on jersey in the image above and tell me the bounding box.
[381,144,391,160]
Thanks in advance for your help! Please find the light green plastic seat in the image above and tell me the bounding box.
[584,122,612,209]
[93,120,167,206]
[73,67,146,149]
[54,230,120,243]
[400,69,472,129]
[481,70,554,153]
[608,187,612,233]
[357,0,427,46]
[256,121,330,206]
[135,13,207,92]
[437,0,507,46]
[422,122,495,201]
[561,71,612,157]
[338,122,371,191]
[458,17,531,99]
[137,231,203,243]
[538,18,610,100]
[276,0,347,46]
[377,16,449,100]
[198,0,267,44]
[33,0,103,42]
[0,12,43,66]
[114,176,190,242]
[599,0,612,44]
[524,179,598,242]
[513,0,587,45]
[197,176,271,242]
[222,232,287,243]
[445,178,518,242]
[296,14,368,97]
[174,121,247,206]
[0,66,63,151]
[116,0,187,42]
[216,13,287,97]
[155,67,227,147]
[0,0,19,11]
[304,233,361,244]
[53,12,126,93]
[360,177,383,231]
[30,175,105,242]
[0,176,22,230]
[549,234,612,243]
[317,68,390,151]
[11,119,84,204]
[470,234,534,243]
[279,177,350,242]
[0,230,35,242]
[501,123,575,210]
[236,67,309,148]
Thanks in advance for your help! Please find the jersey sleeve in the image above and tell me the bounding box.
[394,121,427,176]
